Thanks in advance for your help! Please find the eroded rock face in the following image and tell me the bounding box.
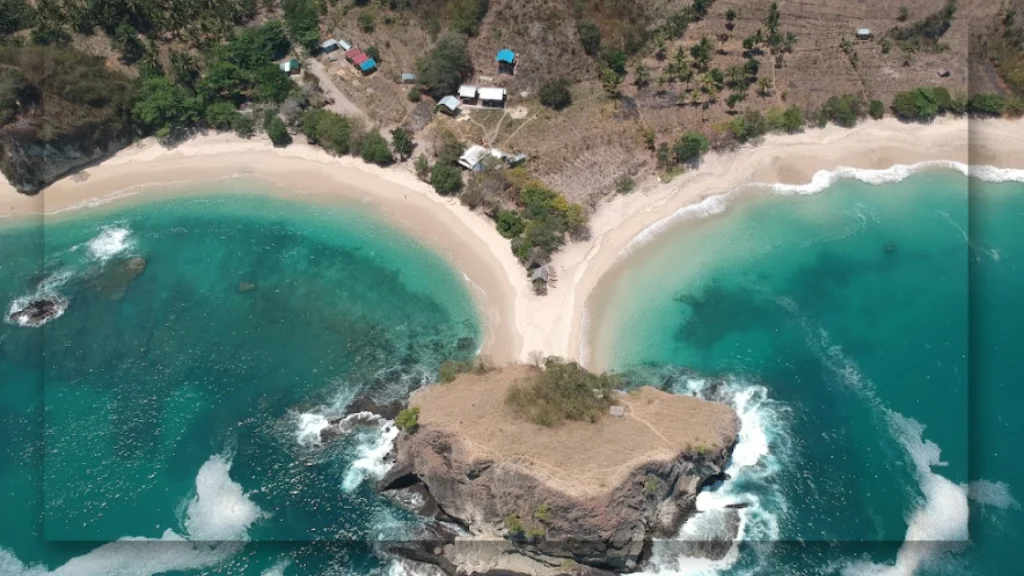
[379,427,737,573]
[1,134,130,194]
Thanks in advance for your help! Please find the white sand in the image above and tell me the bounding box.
[2,118,1020,368]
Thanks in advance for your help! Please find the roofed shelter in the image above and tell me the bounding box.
[279,58,301,74]
[359,59,377,73]
[321,39,340,53]
[339,40,352,51]
[401,72,416,84]
[351,52,370,65]
[437,95,461,115]
[856,28,872,39]
[344,47,364,61]
[458,85,478,102]
[478,87,506,107]
[458,145,489,170]
[496,48,516,74]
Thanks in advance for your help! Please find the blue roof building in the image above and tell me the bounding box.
[359,59,377,73]
[496,49,515,64]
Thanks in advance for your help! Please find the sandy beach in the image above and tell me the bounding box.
[2,117,1020,368]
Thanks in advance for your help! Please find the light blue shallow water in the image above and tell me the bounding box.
[0,186,480,575]
[589,170,1023,576]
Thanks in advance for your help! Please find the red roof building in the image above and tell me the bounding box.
[344,47,364,60]
[351,52,369,65]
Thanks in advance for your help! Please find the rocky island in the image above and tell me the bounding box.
[377,361,739,576]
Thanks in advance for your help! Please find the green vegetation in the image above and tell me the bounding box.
[504,513,524,535]
[525,526,547,540]
[0,0,33,37]
[968,93,1005,117]
[816,94,864,127]
[437,356,493,383]
[578,20,602,56]
[497,210,527,238]
[506,357,618,427]
[431,163,464,195]
[644,475,662,495]
[539,78,573,110]
[283,0,322,52]
[300,108,358,155]
[447,0,490,37]
[765,105,805,133]
[534,503,551,522]
[359,131,394,165]
[359,12,376,33]
[395,406,420,432]
[407,86,422,102]
[891,86,953,121]
[614,174,636,194]
[416,33,472,99]
[673,131,710,166]
[391,128,414,160]
[415,155,431,180]
[510,182,588,263]
[887,0,957,53]
[869,99,885,119]
[263,111,292,147]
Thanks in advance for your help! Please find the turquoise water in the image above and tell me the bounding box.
[590,170,1023,575]
[0,187,480,574]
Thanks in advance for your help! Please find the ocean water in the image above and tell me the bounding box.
[0,186,480,574]
[588,168,1024,576]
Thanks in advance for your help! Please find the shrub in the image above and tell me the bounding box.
[728,109,767,142]
[358,12,375,33]
[439,359,469,383]
[391,127,413,159]
[539,78,572,110]
[447,0,489,36]
[497,210,526,238]
[891,87,945,121]
[765,105,805,133]
[818,94,863,127]
[407,86,422,102]
[869,99,885,119]
[673,131,710,166]
[414,155,430,180]
[614,174,636,194]
[504,513,524,535]
[967,93,1005,116]
[300,108,356,154]
[204,100,241,130]
[263,111,292,147]
[232,114,255,138]
[360,131,393,165]
[534,503,551,522]
[431,163,463,195]
[365,45,381,62]
[526,527,546,540]
[281,0,320,52]
[395,406,420,431]
[505,357,619,427]
[644,476,661,495]
[578,20,601,56]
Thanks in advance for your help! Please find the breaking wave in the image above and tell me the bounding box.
[5,269,74,327]
[0,453,264,576]
[643,375,788,576]
[341,419,400,492]
[84,226,134,262]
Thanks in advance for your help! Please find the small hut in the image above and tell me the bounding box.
[496,49,516,74]
[458,85,478,103]
[279,58,301,74]
[478,87,506,108]
[855,28,872,40]
[437,95,461,116]
[400,72,416,84]
[320,39,340,53]
[458,145,489,170]
[609,405,625,417]
[339,40,353,51]
[359,58,377,74]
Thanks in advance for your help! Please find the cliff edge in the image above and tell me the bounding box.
[378,364,739,575]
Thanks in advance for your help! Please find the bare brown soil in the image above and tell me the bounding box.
[409,365,738,498]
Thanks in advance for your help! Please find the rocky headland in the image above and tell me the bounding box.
[377,364,740,576]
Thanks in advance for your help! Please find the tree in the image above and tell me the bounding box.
[395,407,419,431]
[447,0,489,36]
[539,78,572,110]
[898,6,909,21]
[112,22,145,64]
[757,77,772,97]
[358,12,374,33]
[132,76,201,138]
[263,110,292,147]
[869,99,885,119]
[300,108,355,154]
[431,163,463,195]
[496,210,526,238]
[391,128,414,159]
[673,131,710,166]
[726,65,746,88]
[415,155,430,180]
[232,114,255,138]
[614,174,635,194]
[0,0,34,37]
[725,8,737,29]
[892,87,941,121]
[578,20,601,56]
[744,58,760,81]
[967,93,1005,116]
[416,33,473,99]
[204,100,240,130]
[690,36,713,70]
[252,63,295,103]
[281,0,320,52]
[692,0,711,20]
[365,45,381,62]
[360,131,393,165]
[601,67,622,98]
[634,63,650,87]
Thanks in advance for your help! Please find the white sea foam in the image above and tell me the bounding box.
[967,480,1020,510]
[0,453,263,576]
[295,412,333,447]
[342,420,400,492]
[644,377,785,576]
[86,226,134,262]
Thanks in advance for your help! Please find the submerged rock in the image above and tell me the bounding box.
[8,297,69,327]
[238,282,258,293]
[885,242,898,254]
[87,256,147,300]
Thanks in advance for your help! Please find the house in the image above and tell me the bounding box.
[609,405,625,417]
[437,95,461,115]
[344,47,364,61]
[458,85,478,103]
[530,266,549,283]
[320,39,340,53]
[855,28,872,40]
[400,72,416,84]
[339,40,353,51]
[359,58,377,74]
[496,48,516,74]
[458,145,489,170]
[279,58,301,74]
[478,87,506,107]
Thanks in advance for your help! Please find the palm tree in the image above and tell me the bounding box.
[726,65,746,88]
[757,77,772,97]
[635,63,650,87]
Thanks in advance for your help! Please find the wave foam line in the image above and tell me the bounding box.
[622,161,1022,259]
[0,453,264,576]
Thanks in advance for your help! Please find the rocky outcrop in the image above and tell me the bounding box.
[375,368,740,575]
[86,257,147,300]
[7,297,69,327]
[1,131,130,194]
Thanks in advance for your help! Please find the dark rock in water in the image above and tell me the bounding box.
[885,242,898,254]
[345,395,406,420]
[87,256,147,300]
[671,508,741,562]
[724,502,751,509]
[8,297,69,327]
[238,282,257,293]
